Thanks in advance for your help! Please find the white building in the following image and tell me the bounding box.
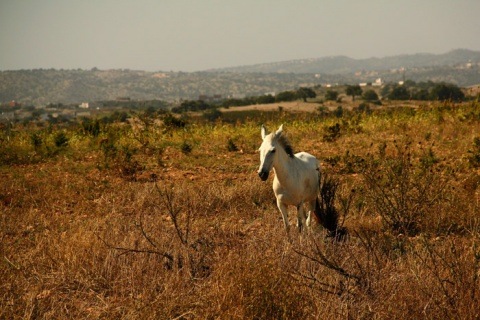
[372,78,384,86]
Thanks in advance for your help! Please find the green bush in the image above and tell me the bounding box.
[54,132,69,148]
[323,123,341,142]
[180,141,193,154]
[163,113,186,129]
[81,118,101,136]
[468,137,480,167]
[30,132,42,150]
[227,138,238,152]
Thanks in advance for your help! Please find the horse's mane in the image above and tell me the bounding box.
[277,132,294,158]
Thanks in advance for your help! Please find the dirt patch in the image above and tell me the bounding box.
[219,101,322,113]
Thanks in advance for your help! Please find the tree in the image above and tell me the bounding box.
[362,89,379,101]
[203,108,222,122]
[144,106,157,117]
[388,86,410,100]
[325,90,338,101]
[255,94,275,104]
[412,89,430,100]
[346,85,363,101]
[220,98,247,108]
[430,83,464,102]
[275,91,297,102]
[163,113,186,129]
[296,87,316,102]
[381,83,394,97]
[172,100,212,113]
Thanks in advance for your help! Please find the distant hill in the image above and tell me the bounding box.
[0,69,327,106]
[1,49,479,106]
[212,49,480,74]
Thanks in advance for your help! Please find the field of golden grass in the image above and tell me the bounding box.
[1,101,480,319]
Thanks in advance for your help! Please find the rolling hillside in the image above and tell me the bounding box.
[213,49,480,74]
[1,49,479,106]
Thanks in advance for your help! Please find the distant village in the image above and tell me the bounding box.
[1,73,479,124]
[0,97,171,123]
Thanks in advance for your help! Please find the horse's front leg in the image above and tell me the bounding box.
[276,198,290,233]
[296,202,307,232]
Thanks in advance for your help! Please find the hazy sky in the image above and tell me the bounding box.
[1,0,479,72]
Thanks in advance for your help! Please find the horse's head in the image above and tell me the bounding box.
[257,124,283,181]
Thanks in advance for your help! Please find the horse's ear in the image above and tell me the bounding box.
[275,124,284,137]
[261,125,268,139]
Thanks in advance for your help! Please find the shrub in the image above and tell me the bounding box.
[227,138,238,152]
[203,109,222,122]
[361,141,449,235]
[355,103,371,114]
[180,141,193,154]
[54,132,69,148]
[81,118,101,136]
[163,113,186,129]
[333,106,343,118]
[467,136,480,167]
[172,100,213,113]
[323,123,341,142]
[99,131,119,167]
[30,131,42,150]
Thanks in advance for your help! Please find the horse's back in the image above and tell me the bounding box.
[295,152,320,170]
[295,151,321,193]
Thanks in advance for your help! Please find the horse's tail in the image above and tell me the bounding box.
[313,174,347,239]
[313,197,338,234]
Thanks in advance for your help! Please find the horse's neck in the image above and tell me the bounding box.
[273,152,296,184]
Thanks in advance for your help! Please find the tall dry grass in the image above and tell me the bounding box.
[1,101,480,319]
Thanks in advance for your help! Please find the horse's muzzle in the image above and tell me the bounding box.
[258,171,269,181]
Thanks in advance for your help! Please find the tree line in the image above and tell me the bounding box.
[381,81,465,101]
[171,87,317,113]
[173,81,466,114]
[324,81,465,103]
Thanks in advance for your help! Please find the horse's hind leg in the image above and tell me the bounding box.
[305,200,316,228]
[296,202,307,232]
[276,199,290,233]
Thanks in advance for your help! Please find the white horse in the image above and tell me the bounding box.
[257,124,321,232]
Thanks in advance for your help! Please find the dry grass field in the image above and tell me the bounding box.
[1,100,480,319]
